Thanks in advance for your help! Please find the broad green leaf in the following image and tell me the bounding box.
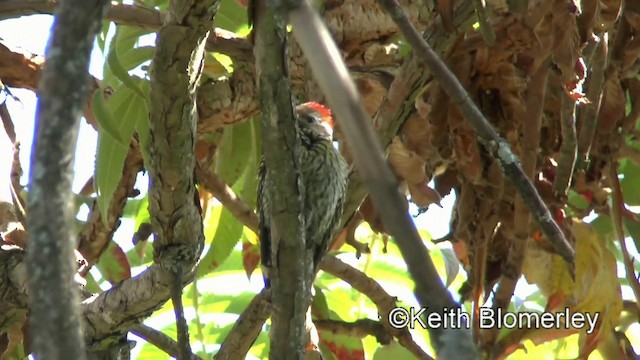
[91,89,125,144]
[95,131,128,225]
[372,341,418,359]
[96,21,112,52]
[118,45,155,71]
[94,90,144,224]
[590,214,613,240]
[620,160,640,205]
[204,52,232,78]
[106,27,146,97]
[623,218,640,254]
[95,242,131,285]
[215,119,255,186]
[134,80,151,166]
[198,292,256,315]
[216,0,248,34]
[197,205,244,277]
[319,328,365,360]
[312,286,331,319]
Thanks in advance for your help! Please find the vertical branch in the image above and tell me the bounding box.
[26,0,110,359]
[147,0,219,358]
[576,39,606,169]
[552,89,577,198]
[280,0,477,357]
[253,1,310,358]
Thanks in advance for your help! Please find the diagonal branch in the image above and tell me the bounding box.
[131,324,202,360]
[377,0,574,265]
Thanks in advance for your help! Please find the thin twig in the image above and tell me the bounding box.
[319,255,433,360]
[195,164,259,233]
[315,319,392,345]
[377,0,574,265]
[576,39,606,170]
[609,163,640,312]
[552,89,577,198]
[131,324,202,360]
[214,288,272,360]
[284,1,476,356]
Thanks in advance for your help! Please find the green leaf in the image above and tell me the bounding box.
[94,89,144,224]
[106,27,146,97]
[197,205,244,277]
[95,132,128,225]
[372,341,417,359]
[95,242,131,285]
[91,89,125,144]
[319,328,365,360]
[118,45,155,71]
[620,160,640,205]
[97,21,112,52]
[624,218,640,254]
[216,0,249,34]
[215,119,255,186]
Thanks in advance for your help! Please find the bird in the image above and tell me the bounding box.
[258,102,349,287]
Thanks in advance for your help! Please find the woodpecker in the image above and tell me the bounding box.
[258,102,348,287]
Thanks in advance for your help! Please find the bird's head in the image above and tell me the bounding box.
[295,102,334,141]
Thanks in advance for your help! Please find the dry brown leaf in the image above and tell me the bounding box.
[388,137,427,184]
[407,182,442,208]
[597,66,625,134]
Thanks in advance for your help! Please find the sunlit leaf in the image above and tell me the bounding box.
[372,341,416,359]
[105,27,146,97]
[319,329,365,360]
[118,45,155,72]
[216,0,248,33]
[197,205,244,277]
[95,242,131,285]
[241,235,260,278]
[94,89,145,224]
[91,88,125,144]
[620,160,640,205]
[438,247,460,287]
[215,118,255,186]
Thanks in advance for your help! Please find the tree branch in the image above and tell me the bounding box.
[376,0,574,264]
[131,324,202,360]
[0,0,250,58]
[281,0,476,356]
[214,288,272,360]
[195,163,259,233]
[253,0,311,357]
[146,0,219,358]
[25,0,110,358]
[77,140,143,275]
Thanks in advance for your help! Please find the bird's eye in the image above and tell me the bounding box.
[303,115,316,123]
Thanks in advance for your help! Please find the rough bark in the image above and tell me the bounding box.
[253,0,310,357]
[25,0,110,359]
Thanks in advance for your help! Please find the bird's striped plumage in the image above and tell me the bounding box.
[258,102,348,286]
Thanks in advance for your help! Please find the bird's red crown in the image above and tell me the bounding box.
[305,102,334,127]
